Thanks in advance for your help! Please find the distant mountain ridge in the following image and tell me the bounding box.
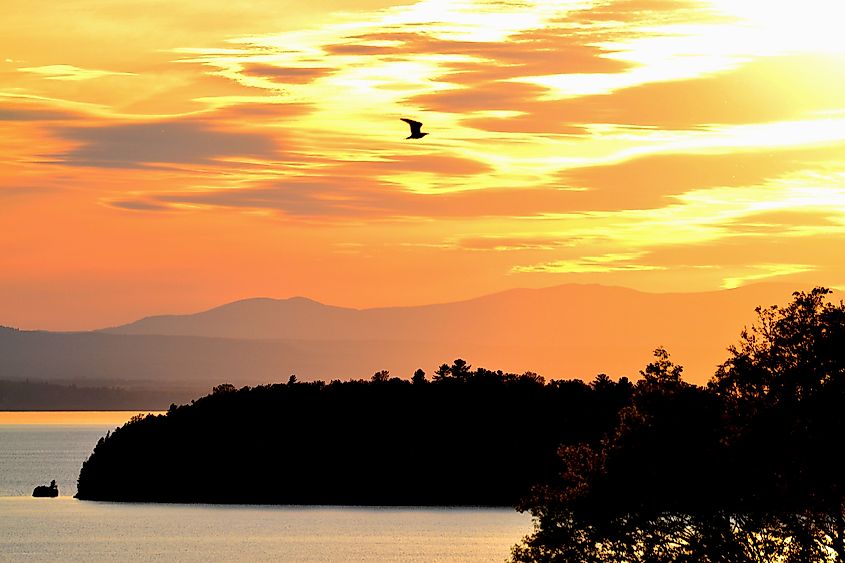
[102,296,362,340]
[0,283,816,390]
[103,283,795,344]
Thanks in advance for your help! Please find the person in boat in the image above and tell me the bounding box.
[33,480,58,497]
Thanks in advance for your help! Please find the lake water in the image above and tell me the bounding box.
[0,413,532,561]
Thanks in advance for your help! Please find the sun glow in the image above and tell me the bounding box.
[706,0,845,56]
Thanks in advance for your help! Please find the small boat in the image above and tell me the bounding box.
[33,480,58,498]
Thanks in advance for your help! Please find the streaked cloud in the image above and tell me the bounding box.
[240,64,333,85]
[51,120,280,168]
[19,64,136,81]
[109,199,173,212]
[110,179,579,219]
[723,210,845,235]
[553,55,845,129]
[0,104,80,121]
[512,252,663,273]
[456,236,574,252]
[557,142,845,211]
[0,186,56,198]
[726,264,815,290]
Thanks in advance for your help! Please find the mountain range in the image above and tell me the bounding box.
[0,283,814,390]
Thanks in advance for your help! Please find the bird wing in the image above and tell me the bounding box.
[400,118,423,133]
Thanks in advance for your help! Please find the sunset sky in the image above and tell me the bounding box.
[3,0,845,330]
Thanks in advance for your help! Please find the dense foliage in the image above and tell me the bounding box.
[76,363,633,505]
[512,288,845,562]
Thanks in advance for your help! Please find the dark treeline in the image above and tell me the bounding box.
[0,379,199,410]
[76,287,845,561]
[75,363,633,505]
[512,288,845,562]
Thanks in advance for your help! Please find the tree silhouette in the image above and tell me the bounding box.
[711,287,845,406]
[433,363,451,381]
[412,368,427,385]
[590,373,613,391]
[450,359,471,381]
[212,383,236,394]
[638,346,684,389]
[432,359,472,382]
[513,288,845,562]
[710,287,845,561]
[371,369,390,383]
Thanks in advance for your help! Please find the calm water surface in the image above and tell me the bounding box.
[0,414,531,561]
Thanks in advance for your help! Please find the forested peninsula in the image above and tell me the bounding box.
[75,361,632,506]
[77,288,845,561]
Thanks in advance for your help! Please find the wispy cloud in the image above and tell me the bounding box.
[18,64,136,81]
[110,178,583,219]
[512,252,664,273]
[0,185,56,198]
[109,199,173,212]
[0,104,80,121]
[456,236,574,252]
[51,120,279,168]
[240,64,333,85]
[722,264,815,289]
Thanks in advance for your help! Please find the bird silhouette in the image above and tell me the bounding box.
[400,118,428,139]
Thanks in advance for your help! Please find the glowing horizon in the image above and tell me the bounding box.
[3,0,845,330]
[0,411,163,425]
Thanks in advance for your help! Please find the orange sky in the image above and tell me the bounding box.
[2,0,845,330]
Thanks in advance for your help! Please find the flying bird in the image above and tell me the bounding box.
[400,118,428,140]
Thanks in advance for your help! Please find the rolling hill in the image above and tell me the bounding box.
[0,283,812,390]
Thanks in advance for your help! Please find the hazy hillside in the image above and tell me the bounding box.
[0,283,811,388]
[0,379,199,410]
